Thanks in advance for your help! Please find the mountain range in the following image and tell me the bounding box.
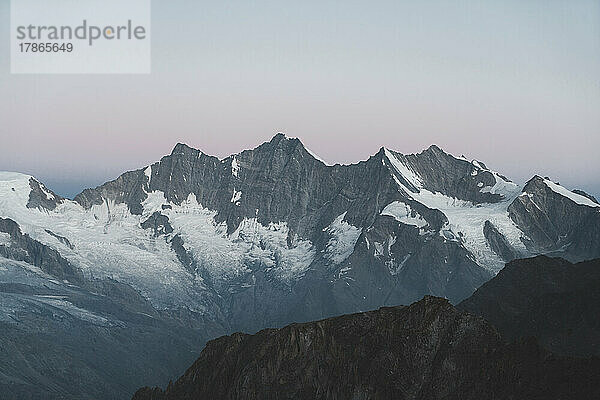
[1,134,599,399]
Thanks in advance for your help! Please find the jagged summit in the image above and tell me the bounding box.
[270,131,292,142]
[165,137,488,179]
[249,132,310,155]
[521,175,599,208]
[170,142,199,156]
[423,143,446,154]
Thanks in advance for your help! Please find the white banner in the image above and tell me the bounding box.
[11,0,151,74]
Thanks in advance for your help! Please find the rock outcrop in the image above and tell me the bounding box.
[0,217,83,284]
[132,296,600,400]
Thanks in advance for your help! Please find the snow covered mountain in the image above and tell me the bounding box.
[1,134,599,398]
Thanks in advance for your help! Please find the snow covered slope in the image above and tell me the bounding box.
[381,149,528,272]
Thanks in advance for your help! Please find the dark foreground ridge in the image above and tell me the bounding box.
[132,295,600,400]
[459,255,600,357]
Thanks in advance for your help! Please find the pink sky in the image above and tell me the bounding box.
[0,0,598,198]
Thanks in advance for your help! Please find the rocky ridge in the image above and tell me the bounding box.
[132,295,600,400]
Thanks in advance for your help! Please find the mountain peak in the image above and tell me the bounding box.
[268,132,305,148]
[271,132,288,140]
[425,144,445,153]
[170,142,197,156]
[264,133,332,165]
[522,175,600,209]
[269,132,297,143]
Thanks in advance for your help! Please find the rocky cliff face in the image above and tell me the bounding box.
[26,177,64,211]
[0,217,83,284]
[132,296,600,400]
[459,255,600,357]
[508,176,600,260]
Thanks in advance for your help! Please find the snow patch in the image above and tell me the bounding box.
[472,160,484,169]
[0,232,11,247]
[381,201,427,228]
[374,242,384,258]
[40,184,55,200]
[232,218,316,282]
[164,194,316,283]
[373,235,398,270]
[0,172,35,210]
[337,266,352,279]
[543,179,600,208]
[480,172,519,198]
[373,237,388,256]
[407,188,527,272]
[387,253,410,275]
[0,184,204,310]
[231,157,239,177]
[324,212,362,264]
[231,189,242,204]
[34,297,110,325]
[380,159,527,272]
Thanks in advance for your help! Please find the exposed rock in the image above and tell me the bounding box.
[483,220,520,262]
[3,137,600,400]
[393,145,505,203]
[0,217,83,284]
[69,136,494,312]
[141,211,174,237]
[27,178,63,211]
[75,169,149,215]
[508,176,600,260]
[0,268,216,400]
[169,234,195,273]
[44,229,75,249]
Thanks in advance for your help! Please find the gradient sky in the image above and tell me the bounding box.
[0,0,599,199]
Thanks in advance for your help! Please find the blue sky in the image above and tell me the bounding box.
[0,0,599,198]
